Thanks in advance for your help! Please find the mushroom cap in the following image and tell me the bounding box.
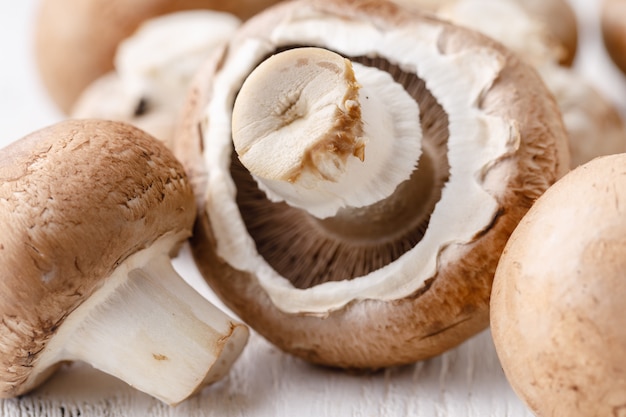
[175,0,569,369]
[390,0,578,66]
[0,119,195,396]
[490,153,626,417]
[35,0,283,114]
[520,0,578,66]
[70,10,242,149]
[538,65,626,168]
[601,0,626,76]
[71,72,179,147]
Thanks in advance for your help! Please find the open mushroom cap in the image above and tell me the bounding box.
[390,0,578,66]
[175,0,569,369]
[0,119,248,401]
[491,153,626,417]
[601,0,626,76]
[35,0,284,114]
[538,65,626,167]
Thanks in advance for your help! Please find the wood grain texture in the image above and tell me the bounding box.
[0,0,625,415]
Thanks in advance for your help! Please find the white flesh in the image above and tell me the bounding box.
[25,232,249,405]
[232,47,422,218]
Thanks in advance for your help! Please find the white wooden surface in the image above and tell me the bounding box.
[1,1,625,416]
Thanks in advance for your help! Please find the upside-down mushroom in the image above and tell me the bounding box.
[71,10,241,148]
[175,0,569,369]
[0,120,248,404]
[491,153,626,417]
[35,0,284,114]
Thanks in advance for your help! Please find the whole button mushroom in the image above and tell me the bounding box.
[490,153,626,417]
[174,0,569,369]
[34,0,283,114]
[0,120,248,404]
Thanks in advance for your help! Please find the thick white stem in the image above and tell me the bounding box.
[28,233,248,405]
[232,47,422,219]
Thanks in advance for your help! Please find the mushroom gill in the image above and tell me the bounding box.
[232,53,450,289]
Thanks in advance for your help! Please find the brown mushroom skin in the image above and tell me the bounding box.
[491,153,626,417]
[176,0,569,369]
[0,119,195,397]
[35,0,284,114]
[602,0,626,76]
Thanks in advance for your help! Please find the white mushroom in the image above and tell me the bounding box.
[174,0,569,369]
[0,119,248,404]
[491,153,626,417]
[71,10,241,147]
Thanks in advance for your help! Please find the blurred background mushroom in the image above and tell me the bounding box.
[402,0,626,168]
[601,0,626,76]
[70,10,241,148]
[34,0,284,115]
[392,0,578,66]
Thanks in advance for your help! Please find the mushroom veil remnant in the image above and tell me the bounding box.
[175,0,569,369]
[0,120,248,404]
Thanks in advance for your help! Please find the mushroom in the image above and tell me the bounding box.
[174,0,569,369]
[432,0,626,168]
[490,153,626,417]
[391,0,578,66]
[537,66,626,167]
[35,0,283,114]
[520,0,578,66]
[0,119,248,404]
[71,10,241,148]
[602,0,626,76]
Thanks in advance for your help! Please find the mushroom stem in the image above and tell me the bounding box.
[26,233,248,405]
[232,47,422,219]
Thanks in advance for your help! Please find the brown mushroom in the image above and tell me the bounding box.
[538,66,626,167]
[174,0,569,369]
[35,0,283,114]
[391,0,578,66]
[602,0,626,76]
[70,10,242,148]
[429,0,626,168]
[521,0,578,66]
[0,119,248,403]
[490,153,626,417]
